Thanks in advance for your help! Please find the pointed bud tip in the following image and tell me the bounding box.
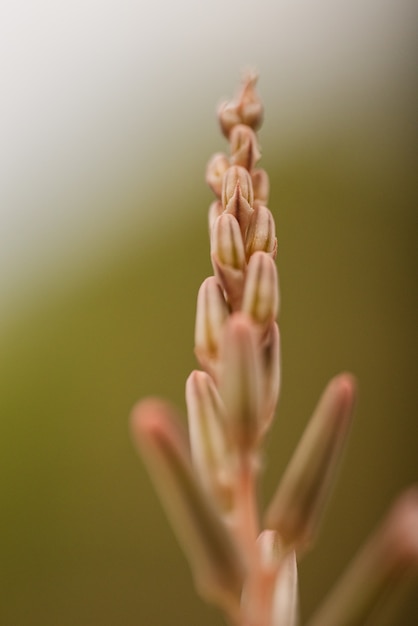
[218,72,263,136]
[385,486,418,569]
[334,371,357,393]
[130,398,184,449]
[229,124,261,170]
[222,165,254,209]
[131,398,168,435]
[330,372,357,418]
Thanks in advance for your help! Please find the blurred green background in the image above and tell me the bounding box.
[1,1,417,625]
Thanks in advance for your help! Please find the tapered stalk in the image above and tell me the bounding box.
[230,455,260,568]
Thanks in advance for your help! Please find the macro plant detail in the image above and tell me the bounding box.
[131,76,418,625]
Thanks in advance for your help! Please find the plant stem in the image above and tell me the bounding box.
[234,456,260,561]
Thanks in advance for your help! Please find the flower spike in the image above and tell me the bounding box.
[131,74,416,626]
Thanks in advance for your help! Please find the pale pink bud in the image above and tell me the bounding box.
[229,124,261,171]
[222,165,254,209]
[222,165,254,237]
[242,251,279,328]
[208,200,224,234]
[131,399,245,617]
[218,313,264,453]
[271,550,299,626]
[257,529,282,571]
[186,371,236,511]
[211,213,246,270]
[194,276,229,375]
[265,373,357,554]
[245,204,277,260]
[211,214,246,310]
[217,102,242,139]
[206,153,230,197]
[236,72,264,129]
[260,322,281,435]
[381,487,418,571]
[252,168,270,205]
[308,487,418,626]
[218,73,263,137]
[241,531,299,626]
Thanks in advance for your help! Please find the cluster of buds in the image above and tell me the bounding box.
[131,76,418,626]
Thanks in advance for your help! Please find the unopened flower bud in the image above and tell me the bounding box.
[131,399,246,617]
[194,276,229,375]
[217,103,242,139]
[251,168,270,205]
[245,205,277,260]
[265,373,357,554]
[211,214,246,270]
[271,549,299,626]
[218,73,263,137]
[208,200,224,234]
[222,165,254,209]
[260,322,281,435]
[229,124,261,171]
[222,165,254,237]
[241,531,298,626]
[308,487,418,626]
[218,313,264,453]
[186,371,236,511]
[206,153,230,197]
[211,214,246,310]
[242,251,279,328]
